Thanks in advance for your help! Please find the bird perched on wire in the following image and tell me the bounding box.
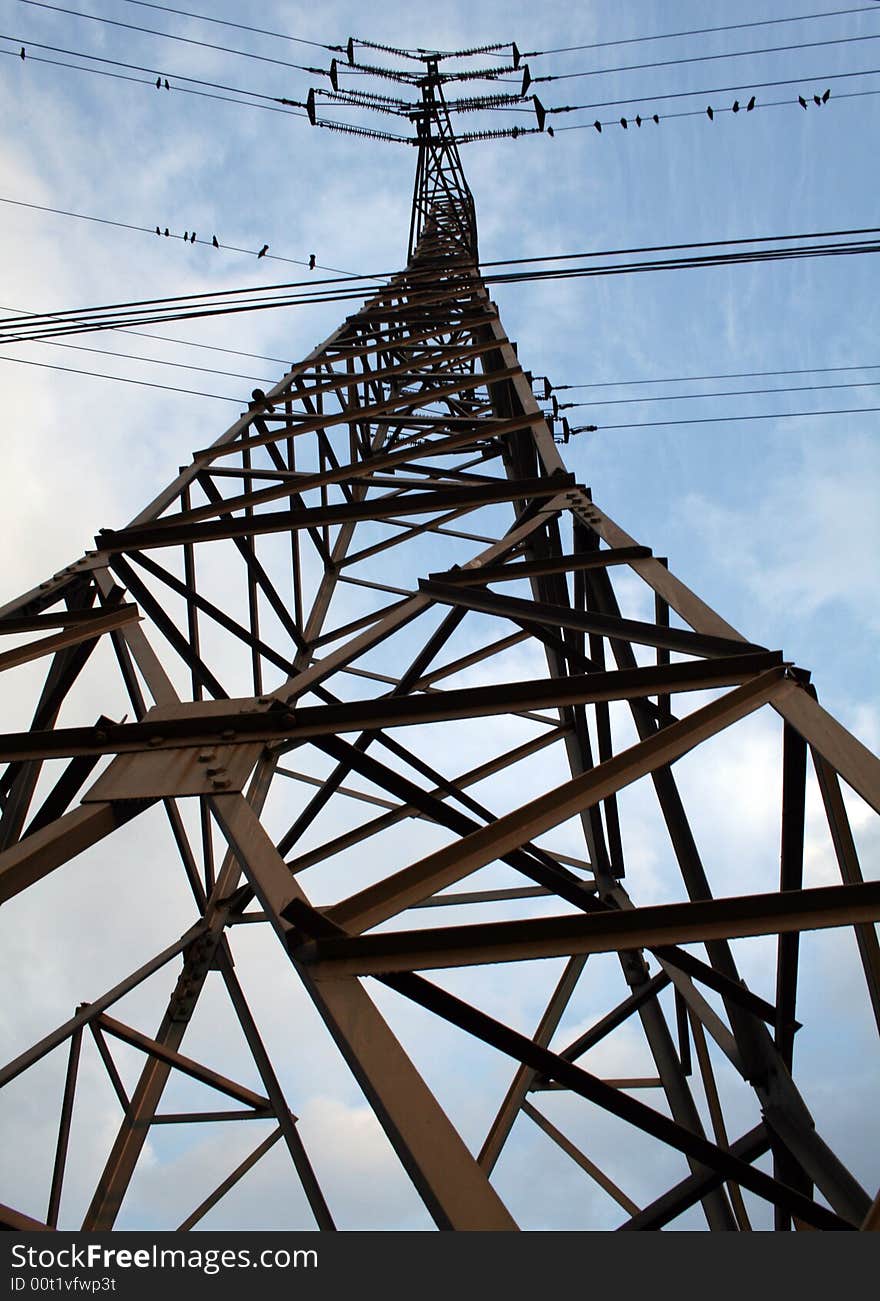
[155,76,161,89]
[798,95,808,109]
[20,47,25,59]
[183,231,188,242]
[747,96,756,111]
[257,244,269,258]
[308,253,316,270]
[620,117,628,129]
[653,114,659,123]
[593,119,602,133]
[212,235,219,248]
[190,232,196,243]
[732,100,740,113]
[155,226,161,235]
[635,115,642,127]
[164,227,169,236]
[706,105,714,120]
[822,88,831,102]
[164,78,169,89]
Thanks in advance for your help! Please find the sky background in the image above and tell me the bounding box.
[0,0,878,1232]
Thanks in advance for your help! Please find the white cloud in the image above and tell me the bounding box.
[682,430,880,635]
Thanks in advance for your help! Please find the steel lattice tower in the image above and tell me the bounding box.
[1,53,879,1234]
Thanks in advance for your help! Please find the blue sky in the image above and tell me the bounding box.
[0,0,878,1231]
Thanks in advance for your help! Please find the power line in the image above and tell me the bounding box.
[533,30,880,84]
[109,330,288,363]
[6,350,880,435]
[481,224,880,269]
[0,42,312,119]
[0,196,376,278]
[588,405,880,433]
[552,361,880,390]
[0,264,390,332]
[6,238,880,345]
[2,32,302,102]
[17,1,325,75]
[555,85,880,131]
[13,336,274,383]
[4,229,879,345]
[0,352,244,401]
[486,240,880,289]
[0,237,847,331]
[0,304,293,364]
[1,39,429,134]
[8,238,880,342]
[555,379,880,408]
[118,0,336,51]
[561,84,880,131]
[7,30,871,156]
[545,64,878,116]
[525,7,880,57]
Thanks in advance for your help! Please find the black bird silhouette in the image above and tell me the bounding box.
[164,227,169,236]
[635,114,642,127]
[257,243,269,258]
[732,100,740,113]
[593,119,602,133]
[652,114,659,123]
[190,232,196,243]
[183,231,188,241]
[747,96,756,111]
[155,76,161,89]
[164,78,169,90]
[547,125,554,137]
[798,95,808,109]
[155,226,160,235]
[620,117,628,129]
[813,94,822,106]
[822,88,831,102]
[20,47,25,59]
[249,388,275,411]
[212,235,219,248]
[706,105,714,120]
[308,253,316,270]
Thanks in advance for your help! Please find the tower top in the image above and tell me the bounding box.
[408,64,478,262]
[300,39,544,263]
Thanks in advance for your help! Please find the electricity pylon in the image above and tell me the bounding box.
[1,49,879,1234]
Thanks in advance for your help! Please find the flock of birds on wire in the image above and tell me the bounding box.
[2,6,874,397]
[148,225,317,267]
